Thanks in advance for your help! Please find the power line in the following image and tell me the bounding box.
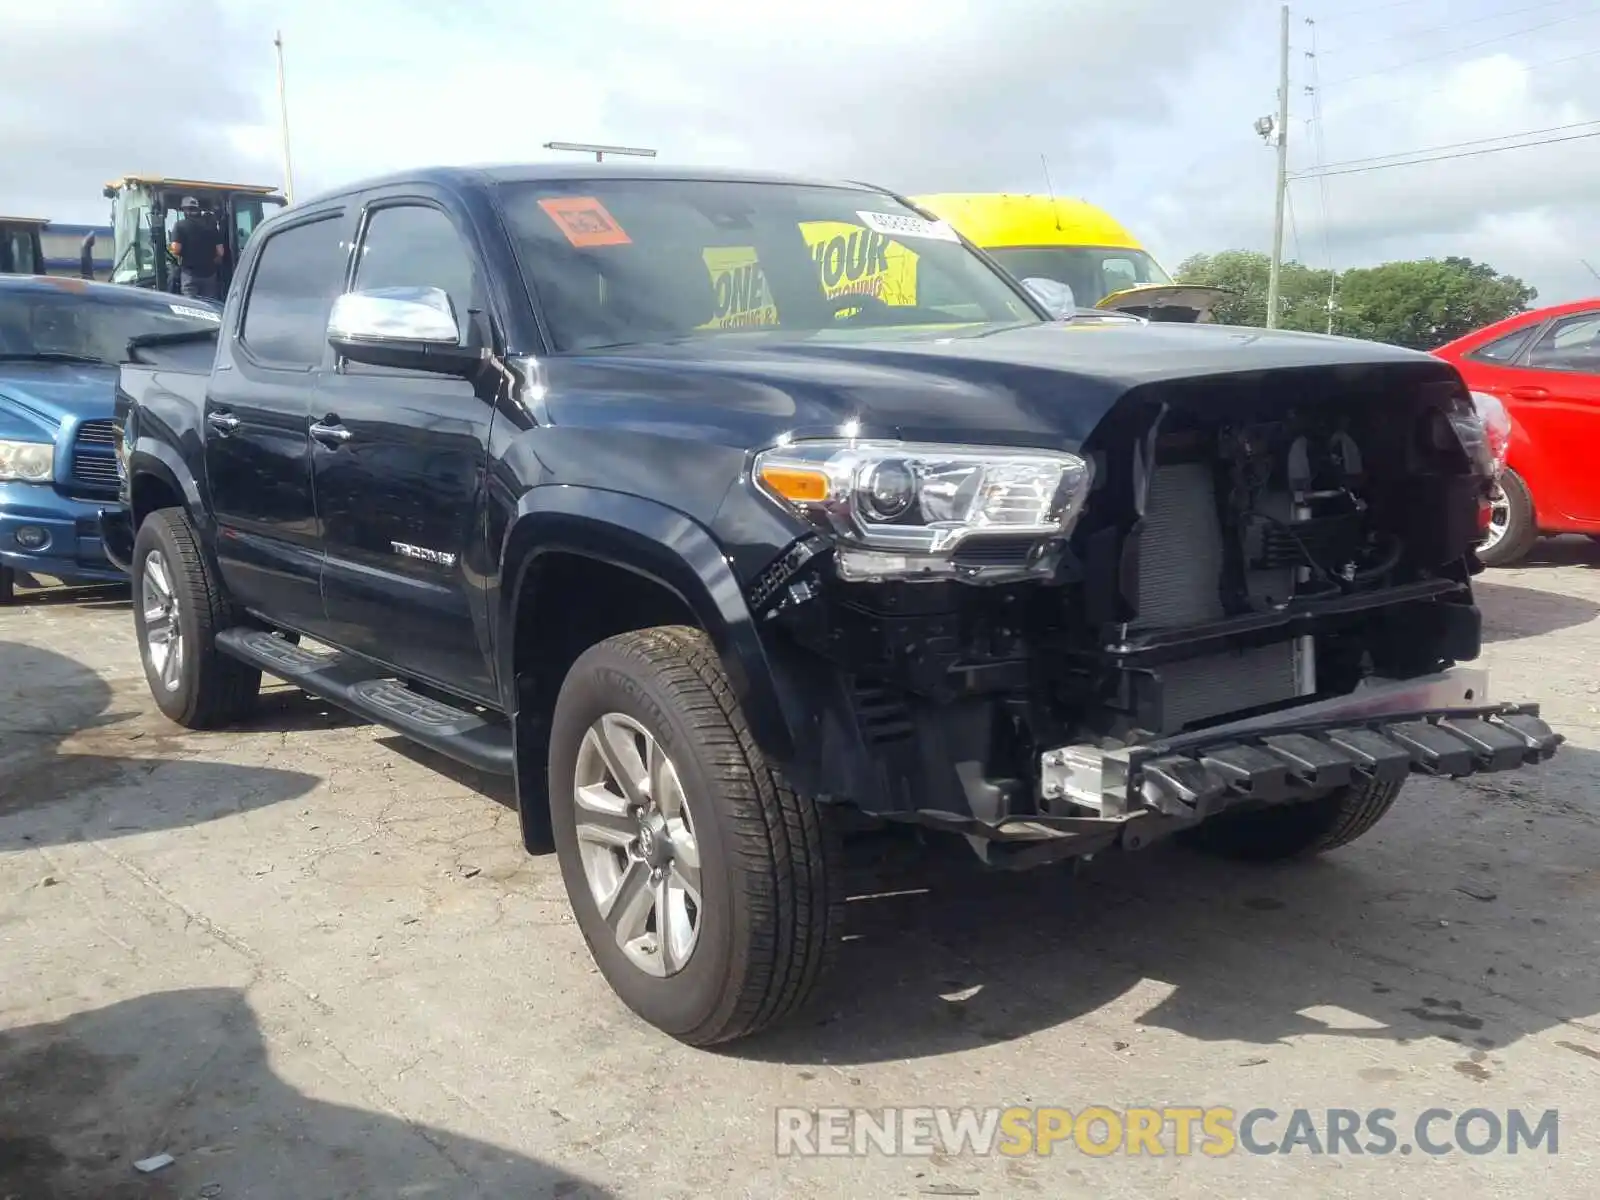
[1319,0,1582,53]
[1290,118,1600,175]
[1293,128,1600,178]
[1324,7,1600,85]
[1318,44,1600,116]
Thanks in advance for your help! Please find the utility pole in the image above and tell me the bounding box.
[274,31,296,203]
[1266,3,1291,329]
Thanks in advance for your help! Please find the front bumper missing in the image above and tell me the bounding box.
[1039,667,1561,823]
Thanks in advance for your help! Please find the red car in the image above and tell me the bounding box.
[1435,298,1600,566]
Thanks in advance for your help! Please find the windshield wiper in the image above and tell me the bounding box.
[0,351,107,365]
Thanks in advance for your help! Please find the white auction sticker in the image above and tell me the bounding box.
[169,304,221,321]
[856,211,960,242]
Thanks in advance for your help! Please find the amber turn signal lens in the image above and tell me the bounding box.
[759,465,830,503]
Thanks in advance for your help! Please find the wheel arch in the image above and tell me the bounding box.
[128,440,205,531]
[498,487,810,851]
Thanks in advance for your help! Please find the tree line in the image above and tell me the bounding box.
[1175,250,1537,350]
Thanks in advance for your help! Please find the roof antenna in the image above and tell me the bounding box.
[1582,258,1600,285]
[1041,154,1063,231]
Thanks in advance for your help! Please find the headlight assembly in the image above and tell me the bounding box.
[1444,391,1510,482]
[1467,391,1511,478]
[0,439,54,483]
[754,438,1093,582]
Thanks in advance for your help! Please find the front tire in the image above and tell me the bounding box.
[1182,778,1404,862]
[0,566,12,606]
[1477,470,1538,567]
[132,509,260,728]
[549,626,840,1046]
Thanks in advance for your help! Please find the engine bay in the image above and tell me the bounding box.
[753,368,1496,826]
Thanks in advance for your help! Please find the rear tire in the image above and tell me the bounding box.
[549,625,840,1046]
[0,567,12,606]
[1181,778,1404,862]
[132,508,260,728]
[1477,469,1538,567]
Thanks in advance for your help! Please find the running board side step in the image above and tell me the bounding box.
[215,629,514,776]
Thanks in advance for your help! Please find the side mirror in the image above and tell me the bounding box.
[327,286,486,376]
[1021,277,1077,321]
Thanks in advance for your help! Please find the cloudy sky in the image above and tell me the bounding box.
[6,0,1599,304]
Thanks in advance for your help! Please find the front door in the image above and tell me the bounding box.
[1479,309,1600,524]
[313,196,498,703]
[205,208,348,634]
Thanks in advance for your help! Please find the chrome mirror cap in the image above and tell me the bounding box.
[327,286,460,345]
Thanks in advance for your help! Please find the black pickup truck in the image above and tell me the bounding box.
[105,164,1561,1045]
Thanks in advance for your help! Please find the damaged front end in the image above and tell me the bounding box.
[748,359,1562,866]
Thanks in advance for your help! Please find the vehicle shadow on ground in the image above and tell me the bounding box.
[379,734,519,807]
[232,683,365,734]
[737,747,1600,1066]
[1512,536,1600,570]
[1474,576,1600,642]
[0,641,319,850]
[0,986,614,1200]
[7,579,131,611]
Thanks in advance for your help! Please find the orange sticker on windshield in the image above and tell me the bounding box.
[538,196,632,247]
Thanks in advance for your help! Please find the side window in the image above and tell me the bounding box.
[240,215,346,367]
[1467,326,1536,365]
[1526,312,1600,373]
[352,204,479,341]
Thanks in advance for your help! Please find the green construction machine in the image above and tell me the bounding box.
[0,217,48,275]
[105,175,286,294]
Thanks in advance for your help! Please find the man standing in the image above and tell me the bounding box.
[168,197,224,300]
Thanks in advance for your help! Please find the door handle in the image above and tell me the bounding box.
[1509,385,1550,401]
[309,419,352,447]
[206,411,240,435]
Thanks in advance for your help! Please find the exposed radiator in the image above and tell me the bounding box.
[1136,462,1304,733]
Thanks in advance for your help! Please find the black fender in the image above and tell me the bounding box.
[127,438,206,529]
[497,486,810,851]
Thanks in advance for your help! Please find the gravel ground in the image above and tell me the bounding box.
[3,539,1599,1199]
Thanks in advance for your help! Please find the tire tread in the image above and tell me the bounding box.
[138,509,259,728]
[594,625,840,1045]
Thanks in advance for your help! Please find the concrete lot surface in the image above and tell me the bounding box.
[3,541,1600,1199]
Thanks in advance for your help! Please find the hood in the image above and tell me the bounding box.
[549,319,1455,451]
[1095,284,1231,322]
[0,361,118,438]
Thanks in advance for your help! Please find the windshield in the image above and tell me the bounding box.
[0,288,219,363]
[984,246,1171,306]
[497,179,1042,351]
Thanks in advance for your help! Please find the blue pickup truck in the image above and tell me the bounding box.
[0,275,219,602]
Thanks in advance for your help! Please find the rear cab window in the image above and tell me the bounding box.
[494,179,1038,352]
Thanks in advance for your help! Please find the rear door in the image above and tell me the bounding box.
[1475,310,1600,524]
[312,192,499,703]
[205,207,349,634]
